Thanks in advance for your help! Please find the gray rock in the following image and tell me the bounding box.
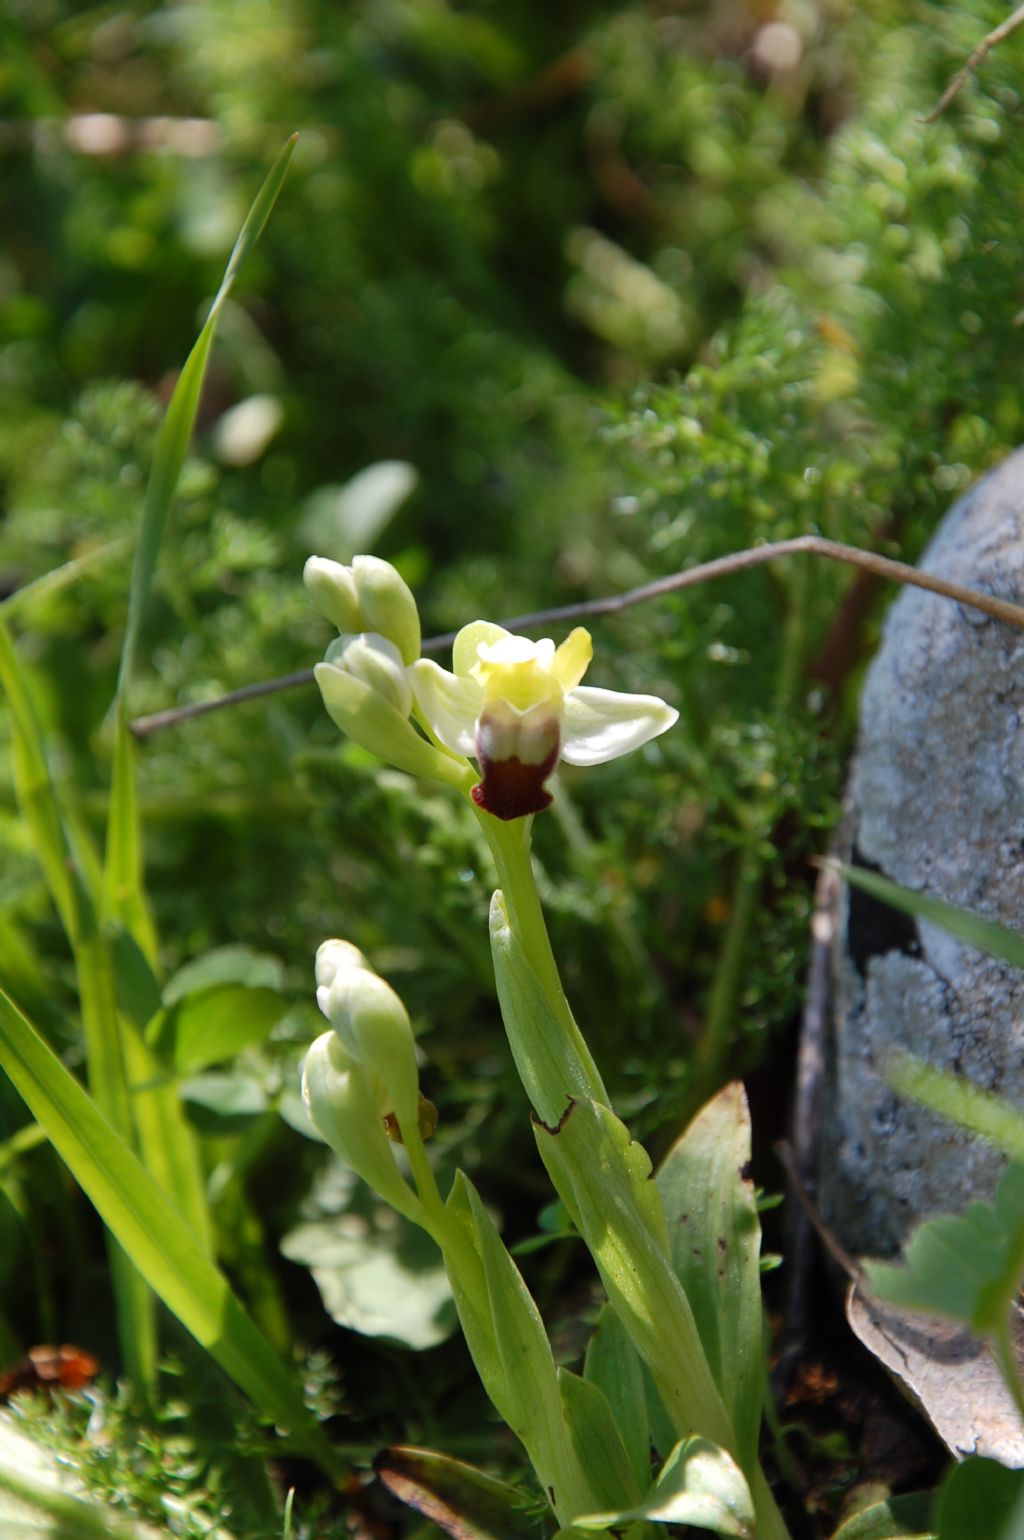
[820,448,1024,1257]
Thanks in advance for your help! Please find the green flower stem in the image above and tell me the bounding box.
[475,809,608,1106]
[478,815,792,1540]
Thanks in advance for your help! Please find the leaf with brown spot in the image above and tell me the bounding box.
[374,1446,546,1540]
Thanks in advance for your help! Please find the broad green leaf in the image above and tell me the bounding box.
[836,863,1024,972]
[866,1163,1024,1336]
[374,1444,546,1540]
[573,1437,754,1538]
[281,1205,456,1350]
[155,983,287,1075]
[656,1084,763,1471]
[445,1173,563,1453]
[584,1305,651,1495]
[0,982,342,1481]
[830,1491,935,1539]
[163,946,286,1005]
[532,1096,733,1455]
[181,1072,269,1122]
[443,1173,591,1525]
[935,1457,1024,1540]
[0,1412,162,1540]
[558,1368,645,1514]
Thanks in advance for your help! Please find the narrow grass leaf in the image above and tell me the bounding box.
[0,539,131,618]
[116,134,298,696]
[836,863,1024,972]
[102,139,296,1277]
[0,982,342,1481]
[885,1052,1024,1162]
[0,615,79,940]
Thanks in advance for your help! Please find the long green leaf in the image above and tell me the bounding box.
[583,1305,651,1495]
[0,616,79,942]
[0,981,342,1482]
[836,863,1024,972]
[885,1051,1024,1162]
[115,133,298,696]
[0,613,155,1389]
[103,137,297,1261]
[656,1085,764,1473]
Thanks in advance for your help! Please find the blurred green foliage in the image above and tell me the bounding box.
[2,0,1024,1530]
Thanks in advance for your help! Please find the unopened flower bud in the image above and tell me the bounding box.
[301,1031,419,1218]
[352,556,421,665]
[304,556,364,634]
[319,964,420,1133]
[315,939,371,993]
[313,656,472,789]
[325,633,413,717]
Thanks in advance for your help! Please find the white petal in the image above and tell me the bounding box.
[560,686,678,767]
[409,658,482,755]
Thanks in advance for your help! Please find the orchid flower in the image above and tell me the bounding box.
[409,621,678,820]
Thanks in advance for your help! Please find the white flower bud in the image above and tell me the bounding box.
[352,555,421,665]
[320,965,420,1133]
[301,1032,420,1219]
[324,632,413,718]
[313,657,471,789]
[304,556,365,633]
[315,939,371,995]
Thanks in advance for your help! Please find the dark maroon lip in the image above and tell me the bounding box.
[471,745,559,821]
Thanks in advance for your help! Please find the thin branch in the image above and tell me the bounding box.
[129,535,1024,738]
[921,2,1024,122]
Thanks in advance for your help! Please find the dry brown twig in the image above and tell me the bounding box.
[921,2,1024,122]
[129,534,1024,739]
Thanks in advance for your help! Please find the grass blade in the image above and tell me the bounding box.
[0,981,343,1482]
[103,136,298,1264]
[836,862,1024,972]
[116,133,298,697]
[0,613,156,1389]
